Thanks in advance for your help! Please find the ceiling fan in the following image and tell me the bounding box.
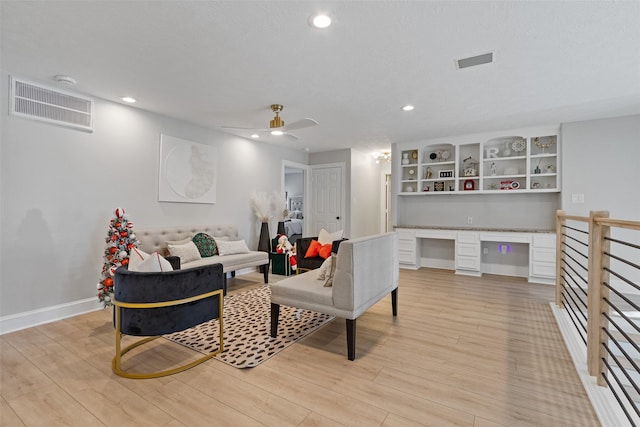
[221,104,318,140]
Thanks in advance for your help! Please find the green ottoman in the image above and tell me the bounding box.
[270,252,292,276]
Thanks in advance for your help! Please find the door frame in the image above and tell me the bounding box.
[310,162,346,236]
[281,160,311,236]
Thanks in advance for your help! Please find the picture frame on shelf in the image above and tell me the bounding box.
[438,170,454,178]
[434,181,445,192]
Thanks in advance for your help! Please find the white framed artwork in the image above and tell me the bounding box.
[158,134,217,204]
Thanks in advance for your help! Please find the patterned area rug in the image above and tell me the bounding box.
[165,285,334,368]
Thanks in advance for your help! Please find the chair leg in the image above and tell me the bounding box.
[346,319,356,361]
[263,264,269,283]
[270,303,280,337]
[391,288,398,316]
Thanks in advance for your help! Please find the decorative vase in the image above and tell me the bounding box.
[258,222,270,273]
[503,141,511,157]
[277,221,285,235]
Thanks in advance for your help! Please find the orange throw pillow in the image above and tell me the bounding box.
[304,239,322,258]
[318,243,332,259]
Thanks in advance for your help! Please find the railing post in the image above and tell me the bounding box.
[555,210,566,307]
[587,210,609,381]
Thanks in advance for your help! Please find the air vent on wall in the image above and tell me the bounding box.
[456,52,494,69]
[9,76,94,132]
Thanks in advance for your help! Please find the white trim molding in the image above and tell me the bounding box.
[1,297,103,335]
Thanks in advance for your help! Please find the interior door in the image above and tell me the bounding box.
[310,165,343,234]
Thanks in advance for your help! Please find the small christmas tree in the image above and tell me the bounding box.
[97,207,139,307]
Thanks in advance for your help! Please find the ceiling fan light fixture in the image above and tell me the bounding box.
[271,130,284,136]
[269,104,285,128]
[121,96,136,103]
[310,14,332,29]
[402,105,414,111]
[250,134,260,139]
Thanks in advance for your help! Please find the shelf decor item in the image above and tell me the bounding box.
[434,181,445,191]
[463,156,478,177]
[534,137,555,153]
[463,179,475,191]
[402,153,409,165]
[511,138,526,154]
[438,170,454,178]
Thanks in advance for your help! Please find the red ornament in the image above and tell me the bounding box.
[121,258,129,266]
[114,207,125,218]
[109,246,117,254]
[110,234,118,241]
[115,222,121,228]
[120,231,128,237]
[127,243,135,249]
[104,277,114,287]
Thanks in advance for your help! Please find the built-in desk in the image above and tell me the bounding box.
[395,226,556,284]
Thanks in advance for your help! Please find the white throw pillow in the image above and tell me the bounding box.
[167,240,202,263]
[323,254,337,287]
[217,239,250,256]
[128,247,149,270]
[316,256,333,280]
[317,228,344,245]
[129,252,173,272]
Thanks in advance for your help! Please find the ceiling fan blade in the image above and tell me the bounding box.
[220,125,269,131]
[282,132,299,140]
[283,118,318,131]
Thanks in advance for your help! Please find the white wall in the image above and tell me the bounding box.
[0,71,307,326]
[350,148,384,238]
[561,114,639,219]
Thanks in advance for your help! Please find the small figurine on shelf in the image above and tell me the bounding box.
[402,153,409,165]
[426,167,433,179]
[490,162,497,176]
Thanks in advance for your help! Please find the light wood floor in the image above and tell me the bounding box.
[1,268,600,427]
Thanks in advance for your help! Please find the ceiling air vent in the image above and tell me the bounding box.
[9,76,94,132]
[456,52,494,69]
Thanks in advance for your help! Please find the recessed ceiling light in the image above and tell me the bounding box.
[121,96,136,103]
[251,134,260,139]
[271,130,284,136]
[310,14,332,28]
[402,105,414,111]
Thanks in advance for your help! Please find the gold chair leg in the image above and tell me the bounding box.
[112,292,224,379]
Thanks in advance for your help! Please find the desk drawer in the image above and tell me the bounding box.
[531,262,556,279]
[456,244,479,257]
[457,255,480,271]
[532,247,555,263]
[533,234,556,249]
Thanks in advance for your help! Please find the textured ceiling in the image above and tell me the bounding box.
[2,1,639,154]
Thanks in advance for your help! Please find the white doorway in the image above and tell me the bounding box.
[282,160,309,244]
[310,164,344,234]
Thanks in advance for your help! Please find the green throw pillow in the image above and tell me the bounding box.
[192,232,218,257]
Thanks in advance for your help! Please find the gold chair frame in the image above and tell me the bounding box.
[112,289,224,379]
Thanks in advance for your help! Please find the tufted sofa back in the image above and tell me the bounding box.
[136,225,239,256]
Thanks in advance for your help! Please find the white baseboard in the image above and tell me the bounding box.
[1,269,260,335]
[550,303,638,427]
[0,297,103,335]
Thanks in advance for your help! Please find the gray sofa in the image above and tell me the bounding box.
[136,224,269,291]
[270,232,399,360]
